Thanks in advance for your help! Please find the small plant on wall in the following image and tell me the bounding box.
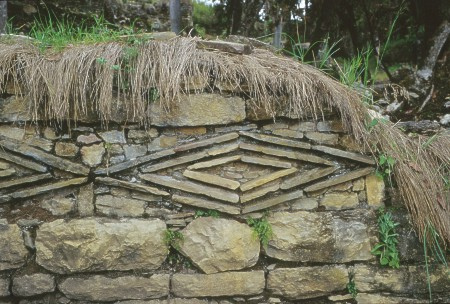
[371,208,400,268]
[164,228,184,251]
[247,213,273,249]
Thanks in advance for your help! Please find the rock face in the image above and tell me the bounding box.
[179,218,260,274]
[35,218,167,274]
[265,211,373,263]
[150,94,246,126]
[172,271,265,297]
[0,223,28,271]
[267,266,348,299]
[59,274,169,301]
[12,273,55,297]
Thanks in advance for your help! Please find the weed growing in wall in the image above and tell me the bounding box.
[164,229,184,251]
[371,208,400,268]
[347,272,358,299]
[247,213,273,249]
[194,209,220,219]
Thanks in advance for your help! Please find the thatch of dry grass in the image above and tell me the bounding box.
[0,36,448,246]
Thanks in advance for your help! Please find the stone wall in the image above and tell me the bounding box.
[0,92,449,303]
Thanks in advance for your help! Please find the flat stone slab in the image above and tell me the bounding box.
[304,167,374,192]
[0,173,53,191]
[95,148,175,175]
[183,170,240,190]
[266,210,373,263]
[0,136,89,175]
[0,151,47,172]
[36,218,167,273]
[187,155,241,170]
[12,273,55,297]
[174,133,238,152]
[142,151,208,173]
[312,145,375,165]
[240,155,292,168]
[239,131,311,149]
[196,40,252,54]
[241,182,280,203]
[172,271,265,297]
[240,143,333,165]
[240,168,297,191]
[140,174,239,203]
[1,177,88,204]
[172,194,240,215]
[267,266,348,299]
[180,218,260,274]
[0,223,28,271]
[281,166,337,189]
[96,177,169,196]
[242,190,303,214]
[150,94,246,126]
[320,192,359,210]
[59,274,169,301]
[0,168,15,177]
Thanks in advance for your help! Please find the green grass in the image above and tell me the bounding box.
[27,14,140,51]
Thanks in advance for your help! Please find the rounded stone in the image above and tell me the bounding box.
[179,217,260,274]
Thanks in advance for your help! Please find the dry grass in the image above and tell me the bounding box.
[0,36,448,246]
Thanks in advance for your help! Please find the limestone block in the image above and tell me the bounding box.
[356,293,430,304]
[98,130,126,144]
[267,266,348,299]
[0,125,25,140]
[265,211,373,263]
[35,218,167,273]
[78,183,95,217]
[77,133,101,145]
[354,265,449,294]
[0,222,28,271]
[40,196,75,215]
[179,218,260,274]
[150,94,245,126]
[366,173,385,208]
[172,271,265,297]
[305,132,339,145]
[59,274,169,301]
[12,273,55,297]
[81,143,105,167]
[124,144,147,160]
[0,277,9,297]
[96,195,147,217]
[320,192,359,210]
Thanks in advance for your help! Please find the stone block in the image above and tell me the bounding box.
[290,197,318,210]
[59,274,169,301]
[98,130,126,144]
[354,265,449,294]
[305,132,339,145]
[179,218,260,274]
[172,271,265,297]
[0,125,25,140]
[150,94,245,126]
[320,192,359,210]
[35,218,167,273]
[96,195,147,217]
[267,266,348,299]
[12,273,55,297]
[40,196,75,216]
[81,143,105,167]
[55,142,79,157]
[0,222,28,271]
[0,96,32,122]
[356,293,429,304]
[78,183,95,217]
[265,211,373,263]
[366,173,385,208]
[0,277,9,297]
[124,144,147,160]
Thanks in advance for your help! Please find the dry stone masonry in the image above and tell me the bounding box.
[0,89,448,303]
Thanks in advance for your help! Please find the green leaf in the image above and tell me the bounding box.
[380,257,389,265]
[379,155,387,165]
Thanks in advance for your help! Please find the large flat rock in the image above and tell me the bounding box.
[179,218,260,274]
[59,274,169,301]
[149,94,245,126]
[172,271,265,297]
[265,210,374,263]
[267,266,348,299]
[0,222,28,271]
[35,218,167,274]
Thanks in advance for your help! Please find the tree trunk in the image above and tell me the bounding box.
[0,1,7,34]
[170,0,181,34]
[273,18,283,49]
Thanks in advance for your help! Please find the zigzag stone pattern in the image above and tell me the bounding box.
[0,102,443,302]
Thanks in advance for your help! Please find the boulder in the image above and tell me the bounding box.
[179,218,260,274]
